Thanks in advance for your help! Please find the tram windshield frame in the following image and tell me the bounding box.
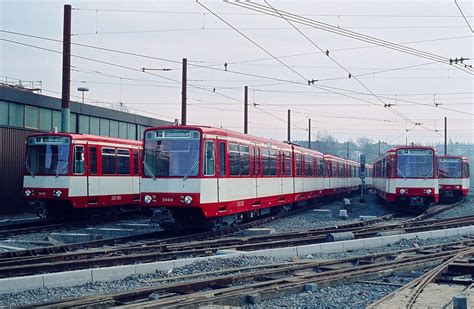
[143,129,201,178]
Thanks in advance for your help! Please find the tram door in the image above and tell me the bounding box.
[87,145,99,205]
[250,145,258,199]
[204,139,219,205]
[217,140,226,204]
[71,144,88,205]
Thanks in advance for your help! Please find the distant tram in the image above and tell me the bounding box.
[372,146,439,210]
[23,133,142,218]
[437,155,470,199]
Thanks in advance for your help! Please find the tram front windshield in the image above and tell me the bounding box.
[397,149,434,178]
[144,129,201,177]
[26,136,70,176]
[438,158,462,178]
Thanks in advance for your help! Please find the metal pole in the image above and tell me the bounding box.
[244,86,248,134]
[378,140,381,155]
[61,4,71,133]
[347,141,349,159]
[181,58,187,125]
[308,118,311,149]
[444,116,447,155]
[287,109,291,142]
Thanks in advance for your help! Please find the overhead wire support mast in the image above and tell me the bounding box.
[229,1,473,75]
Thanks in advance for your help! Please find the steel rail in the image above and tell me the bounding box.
[0,214,472,278]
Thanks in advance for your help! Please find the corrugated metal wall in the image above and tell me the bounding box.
[0,127,39,214]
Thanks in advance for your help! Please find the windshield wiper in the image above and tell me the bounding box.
[183,161,199,181]
[55,162,69,178]
[25,161,35,178]
[143,160,156,181]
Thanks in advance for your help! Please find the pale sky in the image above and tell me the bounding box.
[1,0,473,145]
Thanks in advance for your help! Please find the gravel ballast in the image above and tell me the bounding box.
[263,194,393,233]
[0,216,162,251]
[433,197,474,219]
[0,235,470,307]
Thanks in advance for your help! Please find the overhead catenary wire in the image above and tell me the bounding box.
[72,8,474,18]
[189,34,472,68]
[1,29,470,115]
[228,1,473,75]
[454,0,474,33]
[197,1,424,127]
[263,0,391,108]
[1,30,471,127]
[0,36,244,106]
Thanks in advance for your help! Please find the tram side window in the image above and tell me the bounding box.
[219,142,227,176]
[117,149,130,175]
[279,152,284,176]
[229,143,240,176]
[295,154,302,176]
[255,147,261,176]
[317,159,324,177]
[102,148,117,175]
[285,152,291,176]
[305,156,313,176]
[133,149,139,175]
[204,141,215,176]
[269,150,277,176]
[73,146,85,174]
[262,149,270,176]
[465,163,470,178]
[240,145,250,176]
[90,147,97,175]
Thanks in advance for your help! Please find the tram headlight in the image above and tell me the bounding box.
[456,186,460,190]
[184,195,193,205]
[400,189,406,195]
[144,195,152,204]
[425,189,432,195]
[24,190,31,197]
[53,190,62,198]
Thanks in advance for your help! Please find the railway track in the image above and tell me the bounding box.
[0,213,471,278]
[409,199,466,221]
[368,246,474,308]
[26,239,474,308]
[0,210,147,238]
[0,195,395,259]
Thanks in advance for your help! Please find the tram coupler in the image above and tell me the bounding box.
[26,200,48,218]
[150,207,175,226]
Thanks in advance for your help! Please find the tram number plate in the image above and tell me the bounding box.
[162,198,174,202]
[111,195,122,201]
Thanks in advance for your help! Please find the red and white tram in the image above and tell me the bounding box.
[23,133,142,218]
[372,146,439,210]
[437,156,470,199]
[141,126,361,230]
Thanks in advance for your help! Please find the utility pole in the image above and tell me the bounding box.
[308,118,311,149]
[444,116,447,155]
[378,140,381,156]
[61,4,71,133]
[244,86,248,134]
[287,109,291,142]
[346,141,349,159]
[181,58,187,125]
